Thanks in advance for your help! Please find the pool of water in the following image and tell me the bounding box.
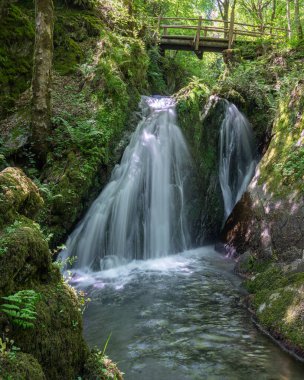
[71,247,304,380]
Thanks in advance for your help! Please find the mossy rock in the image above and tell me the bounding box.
[53,11,103,75]
[0,167,43,227]
[246,263,304,351]
[0,219,51,294]
[258,81,304,196]
[0,3,35,115]
[8,268,88,380]
[0,352,46,380]
[177,93,225,242]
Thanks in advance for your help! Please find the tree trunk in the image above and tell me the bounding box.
[228,0,237,48]
[287,0,292,39]
[270,0,276,35]
[224,0,230,38]
[294,0,303,40]
[31,0,54,164]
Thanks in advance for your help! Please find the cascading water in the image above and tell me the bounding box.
[62,96,193,270]
[219,102,257,220]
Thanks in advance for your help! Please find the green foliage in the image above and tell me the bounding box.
[147,47,167,94]
[0,337,20,360]
[84,349,123,380]
[217,57,275,110]
[70,0,97,9]
[175,76,210,105]
[1,290,41,329]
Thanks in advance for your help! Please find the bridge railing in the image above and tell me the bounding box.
[155,16,288,49]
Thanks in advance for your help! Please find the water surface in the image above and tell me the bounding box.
[71,247,304,379]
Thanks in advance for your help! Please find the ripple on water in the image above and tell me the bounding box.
[76,247,304,380]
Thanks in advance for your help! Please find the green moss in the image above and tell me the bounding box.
[258,82,304,196]
[246,263,304,350]
[8,276,89,380]
[0,4,34,114]
[0,167,43,228]
[53,11,103,75]
[0,352,46,380]
[0,218,51,294]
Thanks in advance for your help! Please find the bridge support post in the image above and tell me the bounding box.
[195,16,203,51]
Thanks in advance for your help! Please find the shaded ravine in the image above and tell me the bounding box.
[75,247,304,380]
[62,96,304,379]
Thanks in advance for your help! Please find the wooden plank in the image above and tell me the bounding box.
[161,39,228,48]
[156,16,287,32]
[157,15,162,32]
[162,35,229,42]
[159,24,278,38]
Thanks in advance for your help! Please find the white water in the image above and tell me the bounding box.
[219,102,257,220]
[61,96,193,270]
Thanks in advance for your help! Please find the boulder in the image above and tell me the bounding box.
[0,167,43,227]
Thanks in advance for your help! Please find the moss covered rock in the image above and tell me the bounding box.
[245,264,304,357]
[0,167,43,227]
[9,271,89,380]
[0,169,89,380]
[0,352,46,380]
[0,219,51,294]
[177,91,225,243]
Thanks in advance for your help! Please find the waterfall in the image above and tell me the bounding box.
[219,102,257,220]
[62,96,193,271]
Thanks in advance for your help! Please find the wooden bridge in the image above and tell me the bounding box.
[155,16,288,59]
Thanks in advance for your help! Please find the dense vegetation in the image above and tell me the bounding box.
[0,0,303,378]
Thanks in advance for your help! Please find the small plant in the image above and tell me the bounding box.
[0,244,7,257]
[0,290,41,329]
[0,337,20,360]
[102,333,112,356]
[77,290,91,314]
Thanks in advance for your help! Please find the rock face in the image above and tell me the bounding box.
[196,96,226,243]
[178,95,226,243]
[222,81,304,356]
[222,81,304,262]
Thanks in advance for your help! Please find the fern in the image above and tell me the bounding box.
[1,290,41,329]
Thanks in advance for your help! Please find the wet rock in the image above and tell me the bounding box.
[214,242,227,254]
[234,251,253,275]
[178,95,226,243]
[281,259,304,274]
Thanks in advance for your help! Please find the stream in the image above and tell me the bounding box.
[70,247,304,380]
